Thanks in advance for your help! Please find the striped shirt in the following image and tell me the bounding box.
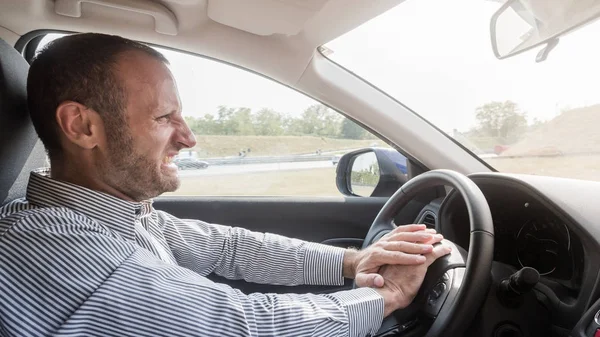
[0,170,384,337]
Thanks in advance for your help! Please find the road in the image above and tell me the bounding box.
[176,152,498,177]
[177,160,334,177]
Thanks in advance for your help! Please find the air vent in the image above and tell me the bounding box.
[421,212,436,228]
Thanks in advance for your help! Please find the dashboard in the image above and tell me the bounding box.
[441,183,584,291]
[423,172,600,333]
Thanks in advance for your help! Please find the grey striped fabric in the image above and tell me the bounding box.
[0,170,384,337]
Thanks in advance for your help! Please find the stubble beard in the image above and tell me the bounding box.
[100,126,180,202]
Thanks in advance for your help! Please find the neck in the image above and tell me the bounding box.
[50,157,136,202]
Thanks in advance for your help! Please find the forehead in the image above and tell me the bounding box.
[114,51,180,114]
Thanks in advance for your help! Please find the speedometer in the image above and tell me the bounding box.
[516,218,571,276]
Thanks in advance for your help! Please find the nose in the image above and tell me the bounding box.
[175,117,197,149]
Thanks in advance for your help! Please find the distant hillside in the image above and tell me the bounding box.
[502,105,600,157]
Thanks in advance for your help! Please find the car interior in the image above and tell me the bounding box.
[2,0,600,336]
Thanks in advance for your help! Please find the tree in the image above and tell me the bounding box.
[185,114,221,135]
[232,107,255,136]
[185,104,353,138]
[216,105,236,135]
[284,115,304,135]
[297,104,342,137]
[340,118,366,139]
[216,106,255,135]
[474,100,527,143]
[253,108,285,136]
[200,114,220,134]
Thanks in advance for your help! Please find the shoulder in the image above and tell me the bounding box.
[1,203,138,276]
[1,201,116,240]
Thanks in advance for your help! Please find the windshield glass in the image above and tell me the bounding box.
[324,0,600,181]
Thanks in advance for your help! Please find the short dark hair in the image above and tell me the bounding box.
[27,33,169,160]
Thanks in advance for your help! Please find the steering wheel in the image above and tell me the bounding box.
[359,169,494,337]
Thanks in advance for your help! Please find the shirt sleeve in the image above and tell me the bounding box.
[1,217,385,337]
[160,212,348,286]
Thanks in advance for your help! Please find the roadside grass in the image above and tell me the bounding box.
[166,167,341,196]
[191,135,382,158]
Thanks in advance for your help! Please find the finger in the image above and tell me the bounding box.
[425,243,452,266]
[384,231,434,243]
[394,224,427,232]
[380,241,433,254]
[355,273,385,288]
[386,224,428,237]
[423,233,444,245]
[373,250,427,266]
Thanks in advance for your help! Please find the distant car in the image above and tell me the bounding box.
[331,154,342,165]
[173,157,209,170]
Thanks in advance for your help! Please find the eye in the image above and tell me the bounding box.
[155,114,172,123]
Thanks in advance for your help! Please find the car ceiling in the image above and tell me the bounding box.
[0,0,405,86]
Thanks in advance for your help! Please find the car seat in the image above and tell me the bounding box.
[0,37,46,205]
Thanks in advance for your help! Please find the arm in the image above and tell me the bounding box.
[161,213,438,287]
[161,213,348,286]
[61,250,385,337]
[2,218,384,337]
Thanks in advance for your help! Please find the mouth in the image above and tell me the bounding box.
[161,154,178,173]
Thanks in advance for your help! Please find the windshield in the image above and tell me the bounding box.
[324,0,600,181]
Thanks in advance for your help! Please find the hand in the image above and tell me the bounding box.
[376,242,452,316]
[344,224,444,288]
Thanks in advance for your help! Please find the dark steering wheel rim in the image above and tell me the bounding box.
[361,169,494,337]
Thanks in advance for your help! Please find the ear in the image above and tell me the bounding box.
[55,101,102,150]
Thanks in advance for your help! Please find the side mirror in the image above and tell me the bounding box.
[336,148,408,197]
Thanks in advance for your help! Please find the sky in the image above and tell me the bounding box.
[325,0,600,133]
[158,48,319,118]
[41,0,600,134]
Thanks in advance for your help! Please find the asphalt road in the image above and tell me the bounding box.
[177,160,334,176]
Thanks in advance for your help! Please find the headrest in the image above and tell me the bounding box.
[0,37,46,204]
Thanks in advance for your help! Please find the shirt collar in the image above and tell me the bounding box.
[26,168,154,241]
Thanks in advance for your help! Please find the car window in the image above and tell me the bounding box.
[36,34,394,197]
[324,0,600,182]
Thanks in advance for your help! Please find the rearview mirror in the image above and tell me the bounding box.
[490,0,600,62]
[336,148,408,197]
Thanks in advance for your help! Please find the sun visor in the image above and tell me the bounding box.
[207,0,328,36]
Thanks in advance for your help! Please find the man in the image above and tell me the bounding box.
[0,33,451,337]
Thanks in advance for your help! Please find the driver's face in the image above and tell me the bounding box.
[96,51,196,201]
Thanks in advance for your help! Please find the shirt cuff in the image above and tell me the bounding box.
[303,242,346,285]
[330,288,385,337]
